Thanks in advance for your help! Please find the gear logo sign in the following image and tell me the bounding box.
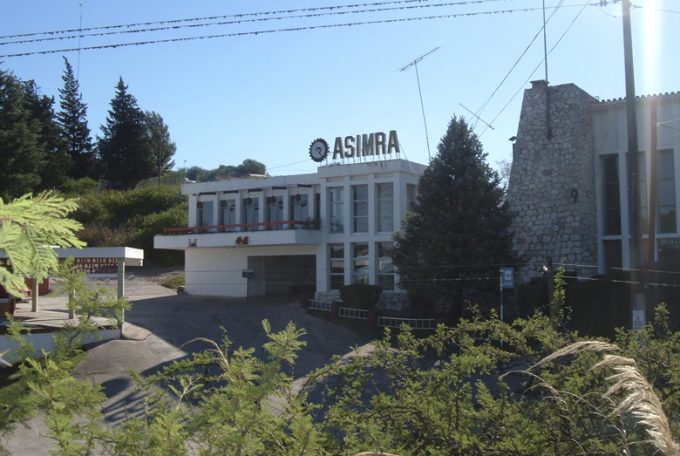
[309,138,329,162]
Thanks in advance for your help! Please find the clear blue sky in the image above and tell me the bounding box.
[0,1,676,176]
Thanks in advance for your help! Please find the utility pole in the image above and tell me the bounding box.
[621,0,645,329]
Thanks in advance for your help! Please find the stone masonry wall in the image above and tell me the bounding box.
[507,81,598,282]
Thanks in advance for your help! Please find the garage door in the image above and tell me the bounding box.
[247,255,316,296]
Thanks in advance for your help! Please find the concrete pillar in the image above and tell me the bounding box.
[30,277,39,312]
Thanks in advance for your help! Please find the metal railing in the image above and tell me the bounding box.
[307,300,332,312]
[163,219,320,235]
[377,316,436,330]
[338,307,369,320]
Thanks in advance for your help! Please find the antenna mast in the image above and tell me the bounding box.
[399,47,440,160]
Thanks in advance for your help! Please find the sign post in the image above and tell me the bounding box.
[499,267,514,321]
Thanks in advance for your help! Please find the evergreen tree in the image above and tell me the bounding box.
[97,77,155,188]
[57,57,95,179]
[394,116,515,317]
[23,80,71,191]
[143,110,176,178]
[0,69,44,200]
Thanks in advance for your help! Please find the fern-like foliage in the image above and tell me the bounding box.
[0,191,84,297]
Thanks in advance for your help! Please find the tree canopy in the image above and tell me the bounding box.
[0,69,72,199]
[185,159,267,182]
[57,58,95,180]
[97,78,155,188]
[394,116,515,317]
[143,111,176,178]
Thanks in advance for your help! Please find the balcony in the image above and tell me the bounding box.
[154,220,322,250]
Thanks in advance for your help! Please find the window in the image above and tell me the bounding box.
[406,184,417,211]
[376,241,395,290]
[242,197,259,230]
[603,240,622,272]
[290,194,309,224]
[658,150,676,233]
[627,151,648,230]
[220,199,236,231]
[266,195,284,230]
[329,244,345,290]
[352,243,369,284]
[602,155,621,235]
[376,183,393,232]
[328,187,344,233]
[197,200,214,228]
[352,184,368,233]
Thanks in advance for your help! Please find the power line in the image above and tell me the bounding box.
[471,0,567,128]
[0,4,596,59]
[0,1,512,46]
[479,0,591,136]
[0,0,508,40]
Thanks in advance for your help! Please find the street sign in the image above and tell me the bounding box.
[500,267,514,289]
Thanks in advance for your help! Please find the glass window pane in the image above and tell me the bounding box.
[352,185,368,233]
[659,181,675,206]
[328,187,344,234]
[603,240,622,271]
[659,207,676,233]
[602,155,621,235]
[329,243,345,290]
[352,243,369,284]
[377,183,394,232]
[657,150,676,233]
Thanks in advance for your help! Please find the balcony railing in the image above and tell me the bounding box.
[162,219,320,235]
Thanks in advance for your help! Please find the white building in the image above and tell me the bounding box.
[154,159,425,298]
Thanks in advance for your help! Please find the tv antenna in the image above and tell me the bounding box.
[399,47,440,160]
[459,103,494,131]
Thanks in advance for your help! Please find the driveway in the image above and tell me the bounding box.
[2,281,370,455]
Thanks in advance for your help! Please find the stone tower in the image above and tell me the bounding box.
[507,81,598,281]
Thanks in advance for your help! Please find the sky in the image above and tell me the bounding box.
[0,0,677,177]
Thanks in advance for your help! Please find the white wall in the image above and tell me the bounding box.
[185,245,319,297]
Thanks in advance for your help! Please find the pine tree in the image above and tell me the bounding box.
[143,110,176,178]
[97,77,155,188]
[0,69,44,200]
[57,57,95,179]
[394,116,515,317]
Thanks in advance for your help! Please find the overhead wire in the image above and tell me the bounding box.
[0,3,598,59]
[0,0,513,46]
[478,0,592,137]
[471,0,567,129]
[0,0,509,40]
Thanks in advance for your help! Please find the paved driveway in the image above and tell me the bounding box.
[128,294,369,377]
[2,284,370,455]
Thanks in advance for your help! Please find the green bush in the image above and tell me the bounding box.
[339,283,382,309]
[72,184,184,227]
[69,184,186,265]
[132,204,187,265]
[60,177,101,196]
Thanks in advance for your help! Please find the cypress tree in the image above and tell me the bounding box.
[57,57,95,179]
[97,78,155,188]
[394,116,515,317]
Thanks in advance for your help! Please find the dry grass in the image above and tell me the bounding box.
[531,341,680,456]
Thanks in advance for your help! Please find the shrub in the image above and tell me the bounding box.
[339,284,382,309]
[60,177,100,196]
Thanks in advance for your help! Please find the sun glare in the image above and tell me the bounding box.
[642,0,661,94]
